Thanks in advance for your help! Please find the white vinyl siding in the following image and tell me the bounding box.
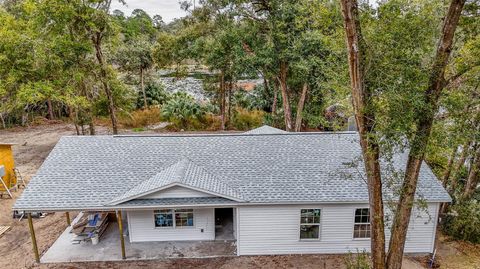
[127,208,215,242]
[385,203,439,253]
[237,203,439,255]
[142,186,214,199]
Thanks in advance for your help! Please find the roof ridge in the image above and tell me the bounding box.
[172,158,191,184]
[110,131,358,138]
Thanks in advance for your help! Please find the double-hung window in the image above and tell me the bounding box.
[175,209,194,227]
[353,208,371,239]
[300,209,321,239]
[154,209,174,227]
[154,209,194,228]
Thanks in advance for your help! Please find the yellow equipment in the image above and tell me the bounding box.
[0,143,17,192]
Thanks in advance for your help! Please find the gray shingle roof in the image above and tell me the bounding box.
[108,158,245,205]
[14,130,451,211]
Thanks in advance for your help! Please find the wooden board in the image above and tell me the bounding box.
[0,226,11,238]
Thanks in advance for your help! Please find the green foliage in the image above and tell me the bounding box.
[93,76,135,117]
[161,92,205,129]
[136,82,168,108]
[114,36,154,75]
[344,250,371,269]
[0,0,129,128]
[119,108,162,128]
[443,200,480,243]
[233,87,273,112]
[114,8,157,41]
[231,108,264,131]
[132,127,145,132]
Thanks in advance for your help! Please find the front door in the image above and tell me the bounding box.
[214,208,234,240]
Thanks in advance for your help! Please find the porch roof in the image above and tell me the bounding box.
[118,197,237,208]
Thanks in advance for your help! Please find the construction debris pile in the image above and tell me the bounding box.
[71,212,109,245]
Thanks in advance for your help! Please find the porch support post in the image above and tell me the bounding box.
[65,212,71,226]
[116,210,126,259]
[27,213,40,263]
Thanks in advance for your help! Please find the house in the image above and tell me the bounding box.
[14,126,450,262]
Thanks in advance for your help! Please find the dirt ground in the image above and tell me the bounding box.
[0,123,478,269]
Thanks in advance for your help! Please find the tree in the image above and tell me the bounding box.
[387,2,466,267]
[340,1,386,267]
[115,36,154,109]
[225,0,341,132]
[339,0,467,268]
[153,15,164,30]
[0,1,91,127]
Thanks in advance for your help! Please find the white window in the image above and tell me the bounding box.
[300,209,321,239]
[154,209,194,228]
[353,208,371,238]
[175,209,194,227]
[154,209,173,227]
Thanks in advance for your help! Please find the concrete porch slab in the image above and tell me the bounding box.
[41,220,237,263]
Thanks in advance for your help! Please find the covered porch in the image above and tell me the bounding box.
[40,214,237,263]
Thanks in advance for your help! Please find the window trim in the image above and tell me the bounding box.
[174,209,195,229]
[153,209,174,228]
[352,207,371,240]
[299,208,322,241]
[153,208,195,229]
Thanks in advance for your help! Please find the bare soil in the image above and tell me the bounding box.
[0,123,478,269]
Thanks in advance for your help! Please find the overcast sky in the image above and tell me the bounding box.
[110,0,188,23]
[110,1,378,23]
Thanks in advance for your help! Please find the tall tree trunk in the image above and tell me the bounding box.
[440,147,458,214]
[387,1,466,268]
[272,78,278,116]
[89,119,96,136]
[0,112,5,129]
[92,32,118,134]
[340,1,386,268]
[47,99,54,120]
[294,83,308,132]
[278,61,293,131]
[463,146,480,199]
[22,112,28,126]
[443,147,458,188]
[141,67,147,109]
[220,71,226,131]
[69,106,80,135]
[228,81,232,127]
[450,140,471,193]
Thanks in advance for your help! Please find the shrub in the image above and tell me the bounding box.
[344,250,371,269]
[119,107,162,128]
[232,86,273,111]
[443,200,480,243]
[136,82,169,109]
[93,78,136,117]
[161,92,205,129]
[231,107,264,130]
[203,113,222,131]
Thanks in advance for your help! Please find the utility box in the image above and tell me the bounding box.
[0,143,17,191]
